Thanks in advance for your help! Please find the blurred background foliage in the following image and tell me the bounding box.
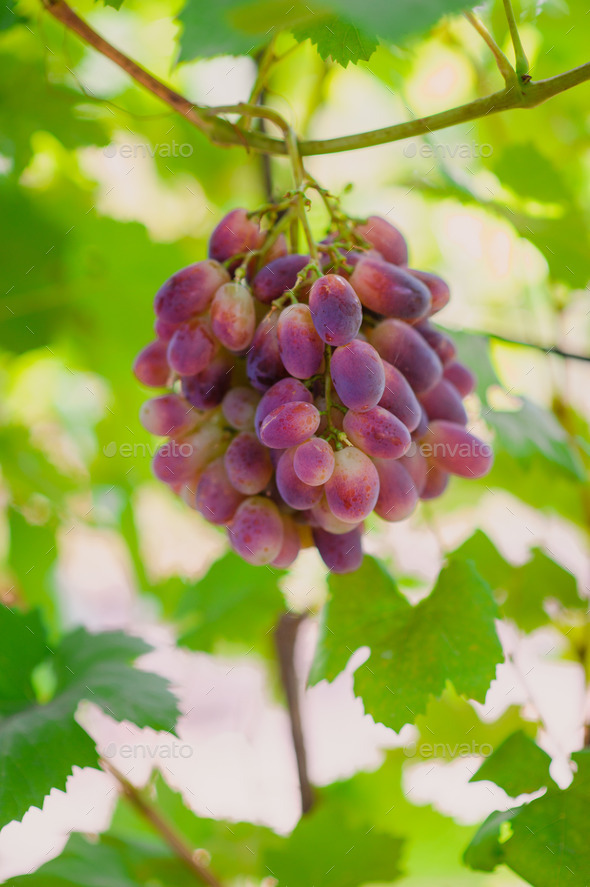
[0,0,590,884]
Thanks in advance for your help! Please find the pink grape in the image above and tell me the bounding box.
[324,447,380,523]
[420,379,467,426]
[379,359,421,431]
[293,437,335,486]
[210,282,256,352]
[343,406,411,459]
[309,274,362,346]
[251,254,310,303]
[272,515,301,568]
[152,425,223,485]
[228,496,284,565]
[255,378,313,437]
[412,407,429,440]
[313,525,363,574]
[443,361,476,397]
[154,317,181,341]
[415,321,456,365]
[277,303,324,379]
[154,260,230,324]
[222,387,260,430]
[276,448,324,509]
[133,340,170,388]
[356,215,408,265]
[181,352,233,409]
[139,394,198,437]
[208,208,264,267]
[310,496,362,535]
[408,269,450,314]
[246,311,287,392]
[373,459,418,522]
[424,420,493,478]
[350,255,430,320]
[196,458,244,525]
[420,464,449,500]
[370,319,442,394]
[330,339,385,412]
[224,431,273,495]
[167,321,217,376]
[260,401,320,449]
[399,447,428,495]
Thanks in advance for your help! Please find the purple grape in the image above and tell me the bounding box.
[379,359,421,431]
[443,361,476,397]
[309,274,362,346]
[408,269,450,315]
[415,320,456,365]
[293,437,335,486]
[370,319,442,394]
[310,496,362,535]
[222,386,260,431]
[277,304,324,379]
[181,352,233,409]
[330,339,385,412]
[313,525,363,574]
[324,447,379,523]
[350,255,430,320]
[412,407,429,441]
[260,401,321,449]
[154,260,230,324]
[420,464,450,500]
[227,496,284,565]
[139,393,198,437]
[152,425,223,485]
[224,431,273,495]
[419,379,468,426]
[246,311,287,392]
[400,447,428,495]
[355,216,408,265]
[210,282,256,352]
[255,377,313,437]
[276,448,324,510]
[154,317,181,341]
[272,515,301,568]
[342,406,411,459]
[423,420,493,478]
[208,208,264,267]
[196,458,244,525]
[251,254,310,303]
[373,459,418,522]
[167,321,217,376]
[133,340,170,388]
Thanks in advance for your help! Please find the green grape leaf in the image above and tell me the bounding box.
[465,750,590,885]
[470,730,555,796]
[177,552,285,653]
[0,608,179,829]
[293,16,378,66]
[311,556,502,731]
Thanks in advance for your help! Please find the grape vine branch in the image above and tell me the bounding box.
[41,0,590,157]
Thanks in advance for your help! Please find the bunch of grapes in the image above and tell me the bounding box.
[133,203,492,574]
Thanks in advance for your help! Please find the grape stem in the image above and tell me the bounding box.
[40,0,590,157]
[502,0,530,78]
[464,11,517,87]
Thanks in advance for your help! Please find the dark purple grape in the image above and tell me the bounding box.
[227,496,284,565]
[350,255,430,320]
[408,269,450,315]
[260,402,320,449]
[355,216,408,265]
[324,447,379,523]
[373,459,418,522]
[309,274,362,346]
[251,254,310,303]
[196,458,244,525]
[222,387,260,431]
[246,311,287,392]
[330,339,385,412]
[419,379,468,426]
[255,377,313,437]
[412,407,429,440]
[272,515,301,568]
[370,319,442,394]
[313,525,363,574]
[423,420,493,478]
[276,448,324,510]
[379,359,421,431]
[420,464,450,500]
[208,208,264,267]
[181,353,233,409]
[343,406,411,459]
[293,437,335,486]
[133,340,170,388]
[224,431,273,495]
[154,260,230,324]
[167,321,217,376]
[277,303,324,379]
[140,393,198,437]
[210,282,256,352]
[443,361,476,397]
[415,321,456,365]
[154,317,181,341]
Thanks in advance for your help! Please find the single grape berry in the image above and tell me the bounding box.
[309,274,362,345]
[330,339,385,412]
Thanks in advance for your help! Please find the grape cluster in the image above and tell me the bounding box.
[134,206,492,574]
